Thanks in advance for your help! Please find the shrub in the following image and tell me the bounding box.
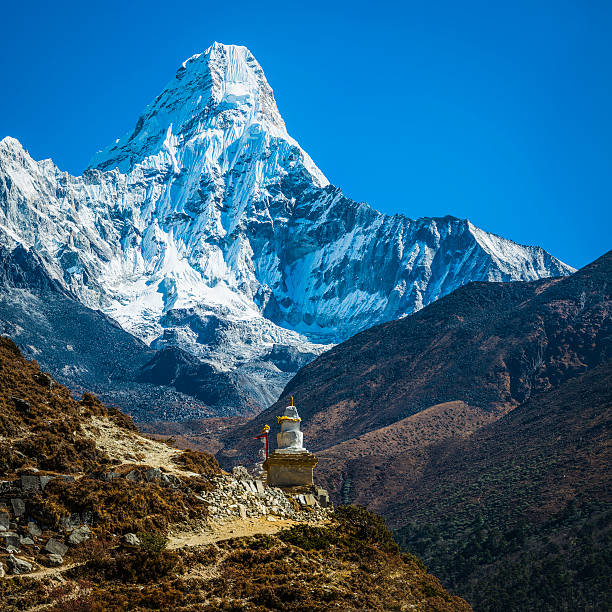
[138,531,167,554]
[30,477,202,534]
[334,504,400,554]
[279,525,332,550]
[173,449,220,476]
[71,549,183,584]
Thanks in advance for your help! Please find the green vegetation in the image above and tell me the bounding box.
[396,498,612,612]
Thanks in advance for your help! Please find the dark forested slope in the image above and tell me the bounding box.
[394,359,611,611]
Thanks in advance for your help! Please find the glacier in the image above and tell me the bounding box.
[0,42,574,412]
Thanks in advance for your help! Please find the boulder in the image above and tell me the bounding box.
[45,538,68,557]
[315,487,330,508]
[237,504,247,520]
[7,554,32,574]
[0,561,4,577]
[12,397,31,413]
[123,533,141,547]
[11,498,26,517]
[255,480,266,495]
[19,536,35,546]
[68,525,91,546]
[34,372,54,388]
[40,475,54,490]
[125,470,141,482]
[0,511,9,531]
[20,474,41,493]
[303,494,317,507]
[1,532,19,549]
[60,513,81,531]
[145,468,163,482]
[27,521,42,538]
[47,553,63,567]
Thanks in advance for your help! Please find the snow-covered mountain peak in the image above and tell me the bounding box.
[88,42,327,188]
[0,136,19,149]
[0,136,28,160]
[0,44,575,413]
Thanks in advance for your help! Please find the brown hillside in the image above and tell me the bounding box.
[0,338,470,611]
[315,401,506,515]
[394,358,612,611]
[0,336,133,476]
[220,250,611,468]
[395,358,611,527]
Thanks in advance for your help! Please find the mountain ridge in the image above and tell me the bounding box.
[0,42,574,411]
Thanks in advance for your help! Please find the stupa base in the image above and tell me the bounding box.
[263,450,318,488]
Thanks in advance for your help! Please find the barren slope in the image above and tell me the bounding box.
[395,359,612,611]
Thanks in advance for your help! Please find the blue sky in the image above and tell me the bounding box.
[0,0,610,268]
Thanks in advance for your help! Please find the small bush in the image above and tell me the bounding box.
[72,548,183,584]
[402,551,426,570]
[138,531,167,554]
[279,525,332,550]
[173,449,220,476]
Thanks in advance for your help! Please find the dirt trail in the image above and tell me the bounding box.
[21,561,84,579]
[7,518,323,584]
[168,516,328,549]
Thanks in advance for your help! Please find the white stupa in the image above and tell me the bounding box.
[276,404,306,453]
[263,397,318,488]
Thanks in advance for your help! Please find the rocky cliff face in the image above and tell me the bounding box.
[0,42,573,409]
[0,245,250,420]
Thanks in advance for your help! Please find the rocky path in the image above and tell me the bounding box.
[22,560,84,579]
[168,516,329,549]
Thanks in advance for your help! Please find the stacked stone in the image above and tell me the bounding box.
[0,471,90,575]
[0,463,331,576]
[199,468,331,523]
